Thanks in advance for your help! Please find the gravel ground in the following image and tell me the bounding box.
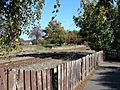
[0,57,33,64]
[17,59,67,70]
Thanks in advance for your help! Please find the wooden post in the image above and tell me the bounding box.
[63,63,67,90]
[58,65,62,90]
[0,68,7,90]
[42,69,47,90]
[66,62,70,90]
[24,70,31,90]
[16,69,24,90]
[31,70,37,90]
[37,71,42,90]
[8,69,16,90]
[46,69,51,90]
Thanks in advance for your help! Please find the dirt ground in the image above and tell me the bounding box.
[0,45,94,70]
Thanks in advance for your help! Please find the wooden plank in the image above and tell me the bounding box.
[77,59,81,82]
[75,60,78,85]
[82,57,85,80]
[94,54,96,68]
[81,58,84,80]
[70,61,72,90]
[37,71,42,90]
[58,65,62,90]
[42,69,47,90]
[0,68,7,90]
[8,69,16,90]
[46,69,51,90]
[61,64,64,90]
[84,57,86,77]
[93,54,95,68]
[63,63,67,90]
[99,52,102,62]
[88,55,90,73]
[79,59,82,81]
[71,61,74,90]
[16,69,24,90]
[91,54,93,69]
[98,52,100,63]
[66,62,69,90]
[51,68,57,90]
[68,61,72,90]
[90,54,92,70]
[31,71,37,90]
[96,53,98,67]
[86,55,89,76]
[76,59,79,86]
[94,54,97,68]
[74,60,77,85]
[73,60,76,88]
[81,59,83,81]
[24,70,31,90]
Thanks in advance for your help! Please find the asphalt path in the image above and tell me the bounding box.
[84,62,120,90]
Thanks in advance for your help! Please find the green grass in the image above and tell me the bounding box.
[21,45,46,51]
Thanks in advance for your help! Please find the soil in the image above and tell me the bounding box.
[0,46,95,70]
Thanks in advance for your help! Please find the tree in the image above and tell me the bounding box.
[29,25,43,44]
[74,0,115,50]
[1,0,120,51]
[112,0,120,50]
[65,30,80,45]
[44,20,66,45]
[0,0,44,51]
[0,0,60,51]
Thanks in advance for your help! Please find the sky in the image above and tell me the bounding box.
[20,0,81,40]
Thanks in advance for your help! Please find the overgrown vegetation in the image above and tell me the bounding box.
[42,20,81,46]
[74,0,120,50]
[0,0,120,52]
[0,0,60,51]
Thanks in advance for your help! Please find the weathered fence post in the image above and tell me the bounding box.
[0,68,7,90]
[0,51,104,90]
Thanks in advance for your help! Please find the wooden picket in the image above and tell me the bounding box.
[0,51,104,90]
[16,69,24,90]
[0,68,7,90]
[37,71,42,90]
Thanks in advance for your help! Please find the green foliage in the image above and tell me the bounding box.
[65,30,81,45]
[0,0,60,52]
[0,0,44,51]
[74,0,119,50]
[1,0,120,52]
[32,39,41,45]
[112,0,120,50]
[44,20,67,46]
[40,39,50,45]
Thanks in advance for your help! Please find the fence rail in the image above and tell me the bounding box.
[0,51,103,90]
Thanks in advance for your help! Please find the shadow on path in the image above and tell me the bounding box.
[85,62,120,90]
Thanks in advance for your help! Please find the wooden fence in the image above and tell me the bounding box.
[0,51,103,90]
[104,50,120,61]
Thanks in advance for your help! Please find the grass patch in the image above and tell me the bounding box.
[21,45,46,51]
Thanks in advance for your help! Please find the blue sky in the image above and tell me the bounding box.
[20,0,81,40]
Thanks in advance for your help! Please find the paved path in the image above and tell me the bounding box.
[84,62,120,90]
